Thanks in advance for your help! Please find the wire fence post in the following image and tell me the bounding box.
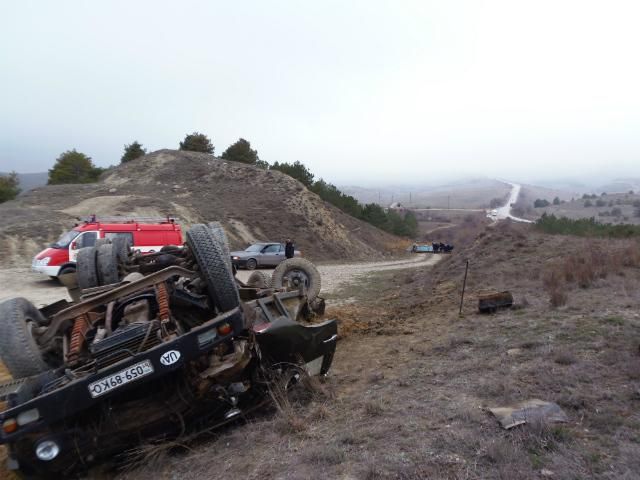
[459,259,469,316]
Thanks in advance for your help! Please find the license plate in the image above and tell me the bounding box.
[88,360,154,398]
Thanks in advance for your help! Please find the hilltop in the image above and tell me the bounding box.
[0,150,403,265]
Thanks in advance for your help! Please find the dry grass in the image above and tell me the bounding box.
[17,220,637,480]
[541,239,640,306]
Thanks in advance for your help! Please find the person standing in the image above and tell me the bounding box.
[285,238,295,259]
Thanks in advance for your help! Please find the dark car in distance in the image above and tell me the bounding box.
[231,242,300,270]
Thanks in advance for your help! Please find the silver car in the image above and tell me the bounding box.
[231,242,300,270]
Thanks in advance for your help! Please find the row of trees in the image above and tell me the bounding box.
[533,197,562,208]
[266,160,418,237]
[118,132,418,237]
[46,133,257,185]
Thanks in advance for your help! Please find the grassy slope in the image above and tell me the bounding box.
[4,220,639,479]
[118,220,639,479]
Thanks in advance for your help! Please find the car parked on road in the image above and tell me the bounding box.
[231,242,300,270]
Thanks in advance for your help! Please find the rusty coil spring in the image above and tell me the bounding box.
[67,314,91,365]
[155,282,171,323]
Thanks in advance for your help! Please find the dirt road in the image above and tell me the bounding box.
[0,254,442,307]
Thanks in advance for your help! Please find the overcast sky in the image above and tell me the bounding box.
[1,1,639,185]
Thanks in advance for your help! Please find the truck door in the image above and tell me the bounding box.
[69,231,98,261]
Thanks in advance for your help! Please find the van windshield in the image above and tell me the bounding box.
[50,230,80,249]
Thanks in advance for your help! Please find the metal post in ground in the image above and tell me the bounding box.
[459,259,469,316]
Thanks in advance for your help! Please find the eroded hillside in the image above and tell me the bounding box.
[0,150,403,265]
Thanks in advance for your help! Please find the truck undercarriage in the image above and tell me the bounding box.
[0,224,337,478]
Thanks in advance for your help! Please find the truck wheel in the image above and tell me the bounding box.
[96,244,120,285]
[111,236,131,264]
[208,222,233,272]
[95,238,111,248]
[0,298,50,378]
[247,271,271,288]
[76,247,99,289]
[271,258,321,302]
[245,258,257,270]
[187,224,240,312]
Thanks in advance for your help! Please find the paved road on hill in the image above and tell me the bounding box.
[0,254,442,307]
[491,182,533,223]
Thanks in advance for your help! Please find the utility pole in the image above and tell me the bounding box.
[459,260,469,316]
[448,195,450,209]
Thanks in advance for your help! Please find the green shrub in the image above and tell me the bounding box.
[121,141,146,163]
[179,132,214,154]
[535,214,640,238]
[221,138,259,165]
[0,172,20,203]
[48,150,103,184]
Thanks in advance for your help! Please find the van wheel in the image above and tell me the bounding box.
[76,247,99,289]
[59,265,76,276]
[186,224,240,312]
[0,298,50,378]
[271,258,321,302]
[97,244,120,285]
[247,271,271,288]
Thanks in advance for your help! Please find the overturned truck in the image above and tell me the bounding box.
[0,224,337,478]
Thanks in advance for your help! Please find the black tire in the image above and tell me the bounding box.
[245,258,258,270]
[0,298,50,378]
[186,224,240,312]
[96,243,120,285]
[111,236,131,264]
[208,222,232,272]
[58,265,76,275]
[247,271,271,288]
[271,258,321,302]
[76,247,99,289]
[95,238,111,248]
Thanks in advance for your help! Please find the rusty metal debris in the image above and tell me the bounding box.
[478,291,514,313]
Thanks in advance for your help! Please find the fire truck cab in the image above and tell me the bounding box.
[32,216,182,278]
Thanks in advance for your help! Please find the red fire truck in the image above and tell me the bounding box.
[32,216,183,278]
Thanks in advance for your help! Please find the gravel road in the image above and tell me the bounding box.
[0,254,442,307]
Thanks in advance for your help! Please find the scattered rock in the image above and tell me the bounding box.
[541,468,554,477]
[108,188,117,193]
[507,348,523,356]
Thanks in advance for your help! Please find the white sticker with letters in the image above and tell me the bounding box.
[160,350,181,366]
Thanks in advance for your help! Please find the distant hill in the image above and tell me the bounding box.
[0,171,48,194]
[341,178,511,209]
[0,150,403,266]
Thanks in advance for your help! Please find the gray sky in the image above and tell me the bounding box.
[1,0,639,185]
